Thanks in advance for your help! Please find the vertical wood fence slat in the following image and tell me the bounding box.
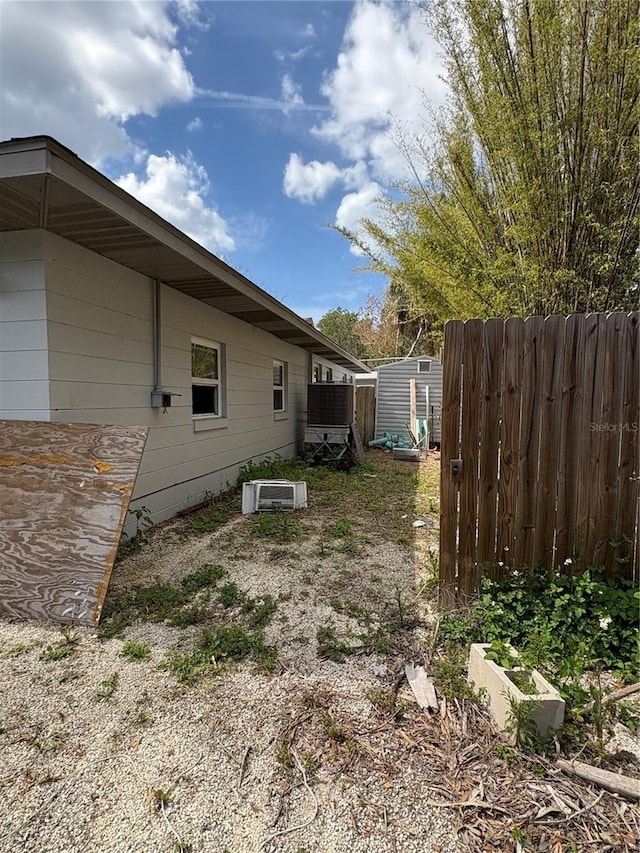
[616,312,640,569]
[533,315,565,570]
[440,312,638,603]
[477,318,504,570]
[439,320,464,604]
[555,314,585,565]
[597,313,627,570]
[497,317,524,573]
[459,320,484,599]
[576,314,606,566]
[515,316,545,569]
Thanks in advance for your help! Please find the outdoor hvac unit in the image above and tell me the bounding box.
[307,383,354,426]
[241,480,308,514]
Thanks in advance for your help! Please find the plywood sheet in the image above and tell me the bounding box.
[0,420,148,626]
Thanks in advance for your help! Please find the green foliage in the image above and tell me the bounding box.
[316,625,359,663]
[39,628,81,662]
[433,643,479,701]
[120,639,151,661]
[96,671,119,701]
[162,626,277,682]
[440,566,639,683]
[326,518,352,538]
[250,511,304,543]
[99,564,226,636]
[341,0,639,331]
[118,505,153,558]
[180,564,226,594]
[219,582,245,608]
[317,307,368,359]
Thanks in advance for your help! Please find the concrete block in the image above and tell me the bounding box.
[467,643,565,739]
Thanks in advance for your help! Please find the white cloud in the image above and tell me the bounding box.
[313,1,446,182]
[335,182,383,256]
[187,116,203,132]
[0,0,195,164]
[116,153,235,254]
[281,74,304,109]
[274,45,311,63]
[301,23,316,39]
[174,0,212,31]
[283,154,343,204]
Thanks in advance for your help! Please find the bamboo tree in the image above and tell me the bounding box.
[343,0,639,328]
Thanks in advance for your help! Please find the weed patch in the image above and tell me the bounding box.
[39,629,81,662]
[120,640,151,661]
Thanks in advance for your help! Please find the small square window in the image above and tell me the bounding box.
[417,360,431,373]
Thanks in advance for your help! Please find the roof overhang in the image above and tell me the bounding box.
[0,136,369,372]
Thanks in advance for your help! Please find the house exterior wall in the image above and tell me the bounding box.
[0,229,316,525]
[311,354,354,385]
[0,231,50,420]
[375,357,443,444]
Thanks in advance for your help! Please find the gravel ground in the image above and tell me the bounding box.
[0,455,461,853]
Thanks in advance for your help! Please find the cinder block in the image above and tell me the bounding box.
[467,643,565,739]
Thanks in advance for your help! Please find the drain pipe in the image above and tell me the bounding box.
[150,278,174,410]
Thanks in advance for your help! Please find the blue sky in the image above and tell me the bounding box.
[0,1,446,323]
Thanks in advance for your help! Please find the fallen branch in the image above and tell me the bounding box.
[581,681,640,715]
[557,759,640,802]
[255,750,319,852]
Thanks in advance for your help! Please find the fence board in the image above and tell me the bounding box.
[0,420,148,625]
[515,317,545,569]
[576,315,606,565]
[616,312,640,569]
[597,313,627,570]
[497,317,524,572]
[555,314,585,565]
[477,319,504,569]
[459,320,483,598]
[533,315,565,569]
[439,320,463,605]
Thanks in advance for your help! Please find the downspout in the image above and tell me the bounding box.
[153,278,162,392]
[150,280,179,411]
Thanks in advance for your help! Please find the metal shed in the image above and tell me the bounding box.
[375,356,443,446]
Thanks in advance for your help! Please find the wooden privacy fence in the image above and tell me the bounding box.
[356,385,376,445]
[439,312,639,603]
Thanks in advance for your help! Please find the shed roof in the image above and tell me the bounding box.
[0,135,368,372]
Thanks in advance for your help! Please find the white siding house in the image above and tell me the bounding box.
[375,356,443,445]
[0,136,367,525]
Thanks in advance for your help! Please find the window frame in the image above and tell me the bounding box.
[191,337,222,419]
[273,359,287,414]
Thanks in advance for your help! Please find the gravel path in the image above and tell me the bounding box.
[1,456,460,853]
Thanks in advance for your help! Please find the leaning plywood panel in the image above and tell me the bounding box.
[0,420,148,626]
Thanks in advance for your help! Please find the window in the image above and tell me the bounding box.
[192,338,221,416]
[313,364,321,383]
[417,360,431,373]
[325,367,333,382]
[273,360,286,412]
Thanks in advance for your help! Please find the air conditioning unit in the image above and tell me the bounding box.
[241,480,308,514]
[307,383,354,426]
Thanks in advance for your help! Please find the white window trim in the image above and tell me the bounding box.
[191,336,225,425]
[273,359,287,416]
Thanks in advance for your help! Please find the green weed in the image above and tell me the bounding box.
[39,628,81,662]
[96,671,120,701]
[120,640,151,661]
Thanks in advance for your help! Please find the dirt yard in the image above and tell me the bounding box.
[0,450,637,853]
